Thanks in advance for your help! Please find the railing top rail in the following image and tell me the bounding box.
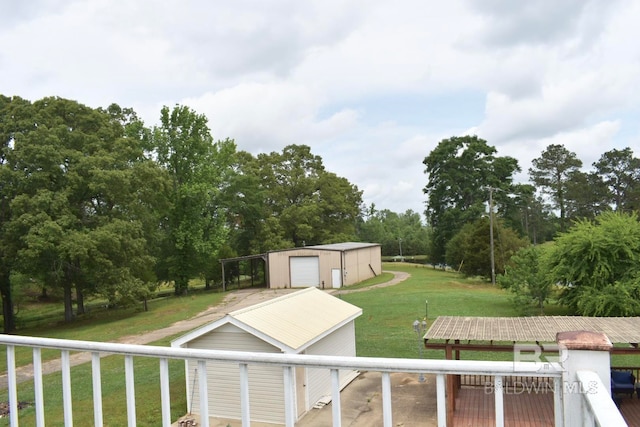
[0,334,562,377]
[576,370,627,426]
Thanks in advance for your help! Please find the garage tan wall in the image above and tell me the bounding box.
[343,245,382,285]
[267,245,382,288]
[268,249,340,289]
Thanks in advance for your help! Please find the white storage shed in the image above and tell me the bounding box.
[171,288,362,425]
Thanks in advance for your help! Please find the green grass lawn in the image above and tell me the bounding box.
[0,337,187,426]
[345,263,519,361]
[0,291,225,372]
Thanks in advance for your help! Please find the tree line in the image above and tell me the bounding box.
[423,135,640,315]
[8,95,628,328]
[0,96,378,331]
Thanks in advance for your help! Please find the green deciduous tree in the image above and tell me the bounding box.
[0,95,34,331]
[5,97,163,322]
[358,207,430,256]
[548,211,640,316]
[529,144,582,232]
[246,144,362,249]
[498,245,553,315]
[445,217,528,279]
[423,135,520,264]
[150,105,236,295]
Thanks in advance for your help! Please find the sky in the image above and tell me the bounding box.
[2,0,640,218]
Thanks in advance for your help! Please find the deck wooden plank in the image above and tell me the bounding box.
[453,387,552,427]
[454,387,640,426]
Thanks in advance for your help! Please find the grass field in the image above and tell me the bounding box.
[343,263,520,361]
[0,291,225,374]
[0,262,637,425]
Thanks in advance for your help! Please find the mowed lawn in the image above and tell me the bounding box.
[343,263,519,361]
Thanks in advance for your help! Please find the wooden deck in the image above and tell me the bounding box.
[453,387,640,427]
[618,395,640,426]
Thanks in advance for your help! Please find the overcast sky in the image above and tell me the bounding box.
[2,0,639,217]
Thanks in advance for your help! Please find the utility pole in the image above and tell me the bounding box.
[489,187,496,286]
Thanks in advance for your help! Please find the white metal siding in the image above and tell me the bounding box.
[290,256,320,287]
[186,325,286,424]
[306,322,357,407]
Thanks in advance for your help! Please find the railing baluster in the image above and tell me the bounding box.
[381,372,392,427]
[61,350,73,427]
[283,365,295,427]
[494,375,504,427]
[125,354,136,427]
[198,360,209,427]
[7,345,18,427]
[436,374,446,427]
[239,363,251,427]
[92,352,103,427]
[331,368,342,427]
[159,358,171,427]
[33,347,45,426]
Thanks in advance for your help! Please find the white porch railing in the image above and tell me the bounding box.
[0,334,623,427]
[576,370,627,427]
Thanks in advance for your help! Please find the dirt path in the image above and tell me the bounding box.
[0,271,410,389]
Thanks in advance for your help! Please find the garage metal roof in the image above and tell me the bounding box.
[303,242,379,251]
[425,316,640,344]
[172,288,362,352]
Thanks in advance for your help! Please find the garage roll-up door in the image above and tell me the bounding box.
[290,256,320,287]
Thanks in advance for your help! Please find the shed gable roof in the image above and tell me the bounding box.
[172,288,362,352]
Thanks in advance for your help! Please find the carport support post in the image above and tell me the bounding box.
[454,340,461,390]
[445,343,455,427]
[221,261,226,292]
[557,331,612,427]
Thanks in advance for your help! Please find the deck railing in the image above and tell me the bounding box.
[0,334,624,427]
[575,370,627,426]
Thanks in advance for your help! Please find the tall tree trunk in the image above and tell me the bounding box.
[64,284,74,322]
[76,285,85,315]
[174,276,189,295]
[0,270,15,333]
[63,271,74,322]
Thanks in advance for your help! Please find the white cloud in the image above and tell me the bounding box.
[182,82,360,153]
[2,0,640,220]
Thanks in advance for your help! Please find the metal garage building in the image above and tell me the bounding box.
[268,242,381,289]
[171,288,362,425]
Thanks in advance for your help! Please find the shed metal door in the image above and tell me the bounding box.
[290,256,320,287]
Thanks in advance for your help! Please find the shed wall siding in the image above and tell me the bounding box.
[306,322,357,407]
[186,325,286,424]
